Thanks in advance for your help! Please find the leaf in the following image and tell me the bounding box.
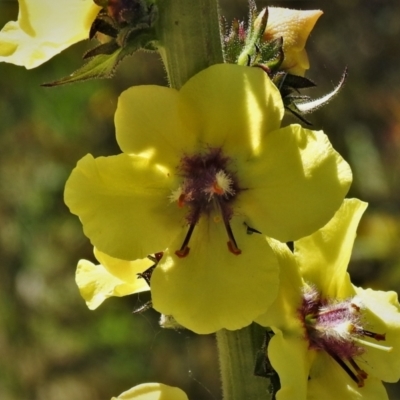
[42,49,122,86]
[42,29,157,87]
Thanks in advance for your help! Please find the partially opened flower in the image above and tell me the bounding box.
[0,0,100,69]
[65,63,351,333]
[256,199,400,400]
[76,248,153,310]
[263,8,323,76]
[111,382,188,400]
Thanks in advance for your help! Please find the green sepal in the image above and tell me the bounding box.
[83,41,120,59]
[222,19,245,64]
[222,1,284,70]
[275,68,347,124]
[89,14,118,39]
[237,6,268,66]
[258,37,284,72]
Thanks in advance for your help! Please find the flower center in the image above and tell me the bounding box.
[170,148,241,257]
[300,284,391,387]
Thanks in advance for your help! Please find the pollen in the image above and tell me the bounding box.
[332,321,354,339]
[169,186,184,204]
[204,170,235,199]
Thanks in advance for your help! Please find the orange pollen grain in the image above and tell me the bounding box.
[178,194,186,208]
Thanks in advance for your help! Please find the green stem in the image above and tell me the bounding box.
[155,0,224,89]
[216,324,271,400]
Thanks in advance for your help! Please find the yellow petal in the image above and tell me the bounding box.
[111,382,188,400]
[179,64,284,159]
[76,259,149,310]
[255,238,303,330]
[0,0,101,69]
[94,248,153,285]
[295,199,367,299]
[115,85,197,168]
[64,153,184,260]
[268,331,311,400]
[238,125,352,243]
[354,287,400,383]
[263,8,323,76]
[308,352,388,400]
[151,216,279,334]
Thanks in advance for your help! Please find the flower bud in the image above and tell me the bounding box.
[262,7,323,76]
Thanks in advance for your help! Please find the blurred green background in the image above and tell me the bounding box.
[1,0,400,399]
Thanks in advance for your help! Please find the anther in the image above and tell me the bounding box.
[224,218,241,255]
[348,358,368,380]
[227,240,242,255]
[348,358,368,387]
[175,223,196,258]
[178,193,186,208]
[362,330,386,341]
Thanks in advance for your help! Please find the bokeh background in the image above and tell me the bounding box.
[1,0,400,399]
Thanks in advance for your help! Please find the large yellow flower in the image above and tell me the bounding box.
[65,64,351,334]
[256,199,400,399]
[0,0,100,69]
[263,8,323,76]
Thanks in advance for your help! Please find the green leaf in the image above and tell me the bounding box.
[42,50,122,86]
[42,27,157,87]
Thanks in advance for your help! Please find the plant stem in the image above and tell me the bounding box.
[155,0,224,89]
[216,324,271,400]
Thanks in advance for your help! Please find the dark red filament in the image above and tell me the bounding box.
[175,222,196,258]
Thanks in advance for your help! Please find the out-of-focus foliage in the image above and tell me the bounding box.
[1,0,400,399]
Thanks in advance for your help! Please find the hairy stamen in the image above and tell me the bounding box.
[300,286,392,388]
[203,170,235,200]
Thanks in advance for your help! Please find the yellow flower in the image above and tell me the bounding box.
[0,0,101,69]
[65,64,351,334]
[76,248,153,310]
[256,199,400,399]
[111,382,188,400]
[263,8,323,76]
